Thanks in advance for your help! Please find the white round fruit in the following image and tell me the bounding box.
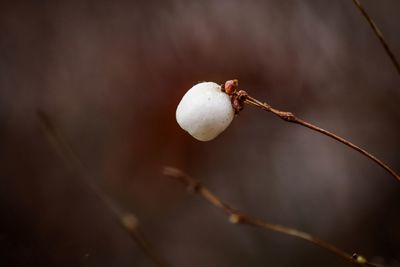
[176,82,234,141]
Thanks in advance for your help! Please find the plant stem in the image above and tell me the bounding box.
[37,110,170,267]
[244,96,400,183]
[351,0,400,75]
[163,166,383,267]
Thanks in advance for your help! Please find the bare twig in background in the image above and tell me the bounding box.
[37,110,170,267]
[351,0,400,75]
[243,95,400,183]
[163,166,383,267]
[120,213,170,267]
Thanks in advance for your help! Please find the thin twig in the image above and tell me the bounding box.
[243,96,400,183]
[121,213,170,267]
[351,0,400,75]
[163,166,383,267]
[37,110,170,267]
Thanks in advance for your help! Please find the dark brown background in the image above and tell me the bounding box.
[1,1,399,266]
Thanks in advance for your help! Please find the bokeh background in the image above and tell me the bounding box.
[1,1,399,266]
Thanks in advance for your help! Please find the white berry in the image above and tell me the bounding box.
[176,82,234,141]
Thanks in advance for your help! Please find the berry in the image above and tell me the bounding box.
[176,82,234,141]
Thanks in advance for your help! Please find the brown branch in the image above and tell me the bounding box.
[37,110,170,267]
[243,95,400,184]
[351,0,400,75]
[163,166,383,267]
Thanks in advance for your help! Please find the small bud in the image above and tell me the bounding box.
[352,253,367,264]
[229,213,241,224]
[223,79,238,94]
[356,255,367,264]
[176,82,234,141]
[121,213,139,231]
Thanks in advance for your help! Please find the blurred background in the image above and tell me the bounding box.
[1,1,399,266]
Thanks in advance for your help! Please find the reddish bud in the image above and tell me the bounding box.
[224,79,238,94]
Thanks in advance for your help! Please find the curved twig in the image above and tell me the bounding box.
[163,166,383,267]
[351,0,400,75]
[243,96,400,183]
